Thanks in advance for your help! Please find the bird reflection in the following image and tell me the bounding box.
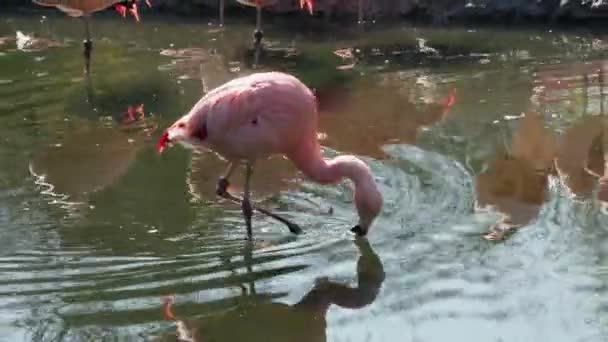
[555,66,608,208]
[159,238,385,342]
[476,111,557,241]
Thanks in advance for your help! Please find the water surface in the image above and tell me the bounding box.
[1,11,608,342]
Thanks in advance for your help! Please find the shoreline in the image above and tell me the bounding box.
[1,2,607,34]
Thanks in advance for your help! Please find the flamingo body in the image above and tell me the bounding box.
[34,0,123,16]
[178,72,316,160]
[159,72,382,236]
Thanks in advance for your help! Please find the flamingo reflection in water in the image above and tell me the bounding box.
[159,238,384,342]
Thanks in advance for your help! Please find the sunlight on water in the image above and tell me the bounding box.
[0,9,607,342]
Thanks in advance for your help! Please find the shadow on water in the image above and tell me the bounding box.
[156,238,384,342]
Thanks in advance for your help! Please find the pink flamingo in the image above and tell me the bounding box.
[219,0,315,45]
[157,72,382,238]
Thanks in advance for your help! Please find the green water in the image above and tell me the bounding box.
[1,9,608,342]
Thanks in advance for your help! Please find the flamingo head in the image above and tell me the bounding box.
[157,117,208,154]
[351,185,383,236]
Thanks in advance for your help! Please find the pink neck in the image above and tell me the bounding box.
[287,140,382,231]
[287,140,364,185]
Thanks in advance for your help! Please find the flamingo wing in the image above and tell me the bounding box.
[33,0,126,15]
[201,74,314,158]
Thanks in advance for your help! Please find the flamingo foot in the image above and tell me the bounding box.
[483,222,518,241]
[83,40,92,73]
[350,225,366,237]
[216,185,302,235]
[216,177,230,197]
[160,295,176,321]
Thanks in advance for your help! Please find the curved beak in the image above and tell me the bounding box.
[157,131,171,154]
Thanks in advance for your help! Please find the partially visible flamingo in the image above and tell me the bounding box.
[32,0,151,73]
[220,0,315,45]
[235,0,277,46]
[157,72,383,238]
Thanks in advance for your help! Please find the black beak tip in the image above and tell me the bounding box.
[350,225,366,237]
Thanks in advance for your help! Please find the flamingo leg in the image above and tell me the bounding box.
[242,162,254,238]
[253,5,263,45]
[599,67,608,197]
[82,16,92,74]
[219,0,225,26]
[243,239,256,295]
[216,162,237,196]
[219,190,302,235]
[216,162,302,235]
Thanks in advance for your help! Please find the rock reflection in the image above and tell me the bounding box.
[554,67,608,208]
[317,74,456,158]
[159,238,384,342]
[555,116,604,198]
[479,61,608,240]
[476,111,557,241]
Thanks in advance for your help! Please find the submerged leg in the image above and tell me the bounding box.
[215,162,302,235]
[219,190,302,235]
[216,162,237,196]
[242,162,254,238]
[83,16,92,74]
[483,221,519,241]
